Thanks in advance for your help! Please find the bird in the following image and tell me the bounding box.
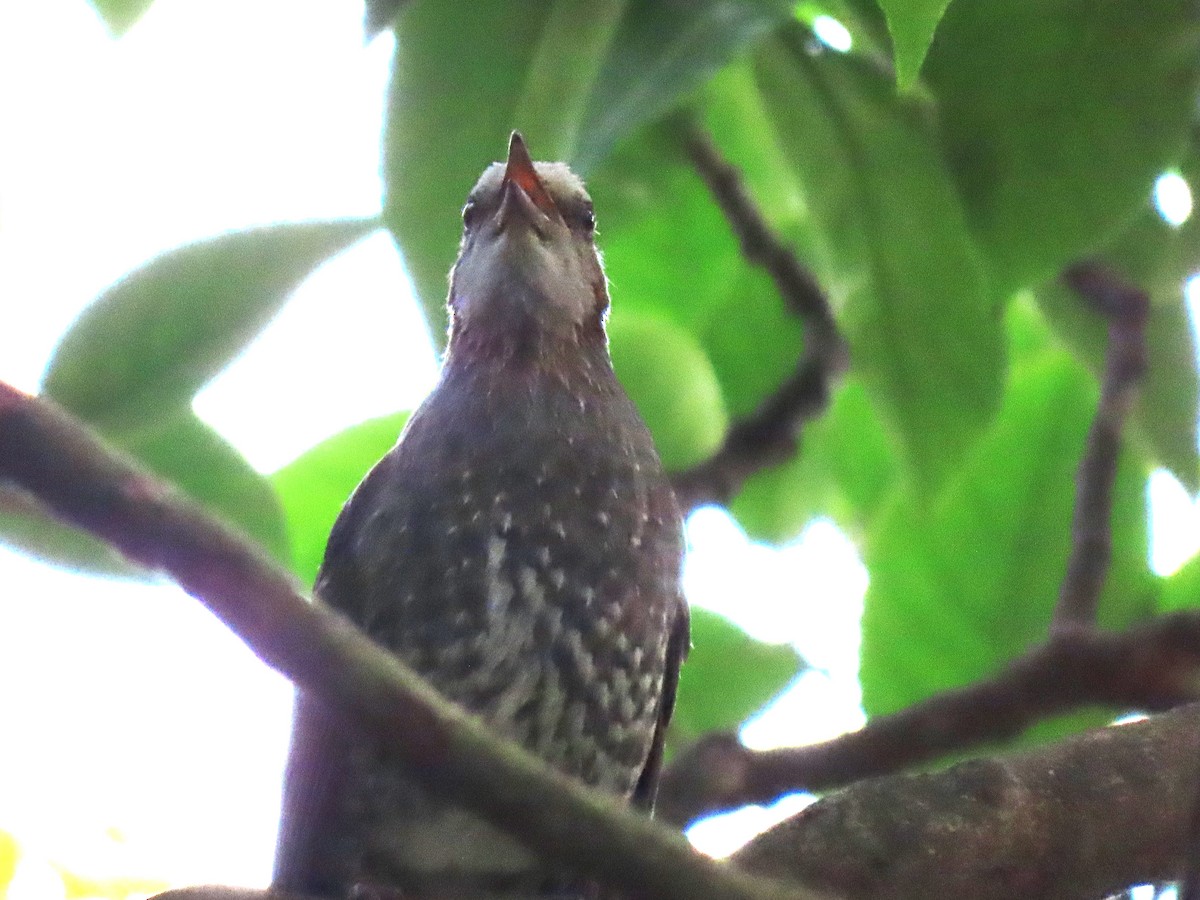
[272,132,689,898]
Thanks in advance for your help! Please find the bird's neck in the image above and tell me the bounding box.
[442,317,615,392]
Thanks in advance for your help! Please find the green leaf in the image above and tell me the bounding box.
[120,412,290,565]
[365,0,406,37]
[698,60,809,235]
[1005,292,1058,371]
[590,71,830,503]
[42,219,377,427]
[10,215,345,576]
[593,73,901,541]
[0,411,289,575]
[88,0,155,36]
[754,29,1003,493]
[877,0,955,90]
[1036,202,1200,493]
[588,115,808,416]
[573,0,792,172]
[512,0,628,163]
[607,310,728,471]
[385,0,569,337]
[690,62,815,421]
[699,269,805,422]
[731,378,899,543]
[1161,553,1200,613]
[795,0,892,60]
[272,413,410,584]
[861,353,1154,724]
[0,488,142,578]
[923,0,1200,291]
[588,124,748,336]
[672,607,803,742]
[384,0,790,341]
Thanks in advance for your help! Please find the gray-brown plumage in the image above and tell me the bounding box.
[273,133,689,898]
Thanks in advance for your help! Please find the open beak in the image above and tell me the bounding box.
[501,131,560,222]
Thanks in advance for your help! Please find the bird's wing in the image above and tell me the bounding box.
[631,597,690,812]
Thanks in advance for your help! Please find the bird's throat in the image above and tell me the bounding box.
[445,312,611,384]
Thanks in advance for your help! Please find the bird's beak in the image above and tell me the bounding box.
[501,132,560,223]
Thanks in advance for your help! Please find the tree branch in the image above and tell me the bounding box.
[6,375,1196,900]
[659,260,1164,827]
[0,381,825,900]
[1051,262,1150,633]
[657,611,1200,826]
[669,123,849,512]
[155,706,1200,900]
[1183,770,1200,900]
[732,703,1200,899]
[154,708,1200,900]
[152,889,310,900]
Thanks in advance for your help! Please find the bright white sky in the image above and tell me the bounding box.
[0,1,1197,897]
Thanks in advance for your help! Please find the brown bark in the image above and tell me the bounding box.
[735,705,1200,899]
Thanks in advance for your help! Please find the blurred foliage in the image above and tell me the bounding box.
[0,830,15,896]
[87,0,155,36]
[0,221,375,574]
[383,0,793,331]
[0,826,171,900]
[273,412,411,585]
[1036,151,1200,494]
[861,347,1154,722]
[925,0,1197,294]
[672,609,803,743]
[42,0,1200,785]
[874,0,952,90]
[755,31,1002,493]
[607,310,729,470]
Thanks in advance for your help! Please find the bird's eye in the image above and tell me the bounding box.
[579,203,596,234]
[462,200,480,227]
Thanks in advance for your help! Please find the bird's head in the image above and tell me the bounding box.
[446,133,609,363]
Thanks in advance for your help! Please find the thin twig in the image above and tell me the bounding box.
[657,613,1200,825]
[669,123,849,511]
[0,381,824,900]
[1051,262,1150,633]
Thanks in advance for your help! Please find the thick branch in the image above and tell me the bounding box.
[658,613,1200,825]
[670,124,849,511]
[1051,262,1150,632]
[0,382,824,900]
[733,703,1200,899]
